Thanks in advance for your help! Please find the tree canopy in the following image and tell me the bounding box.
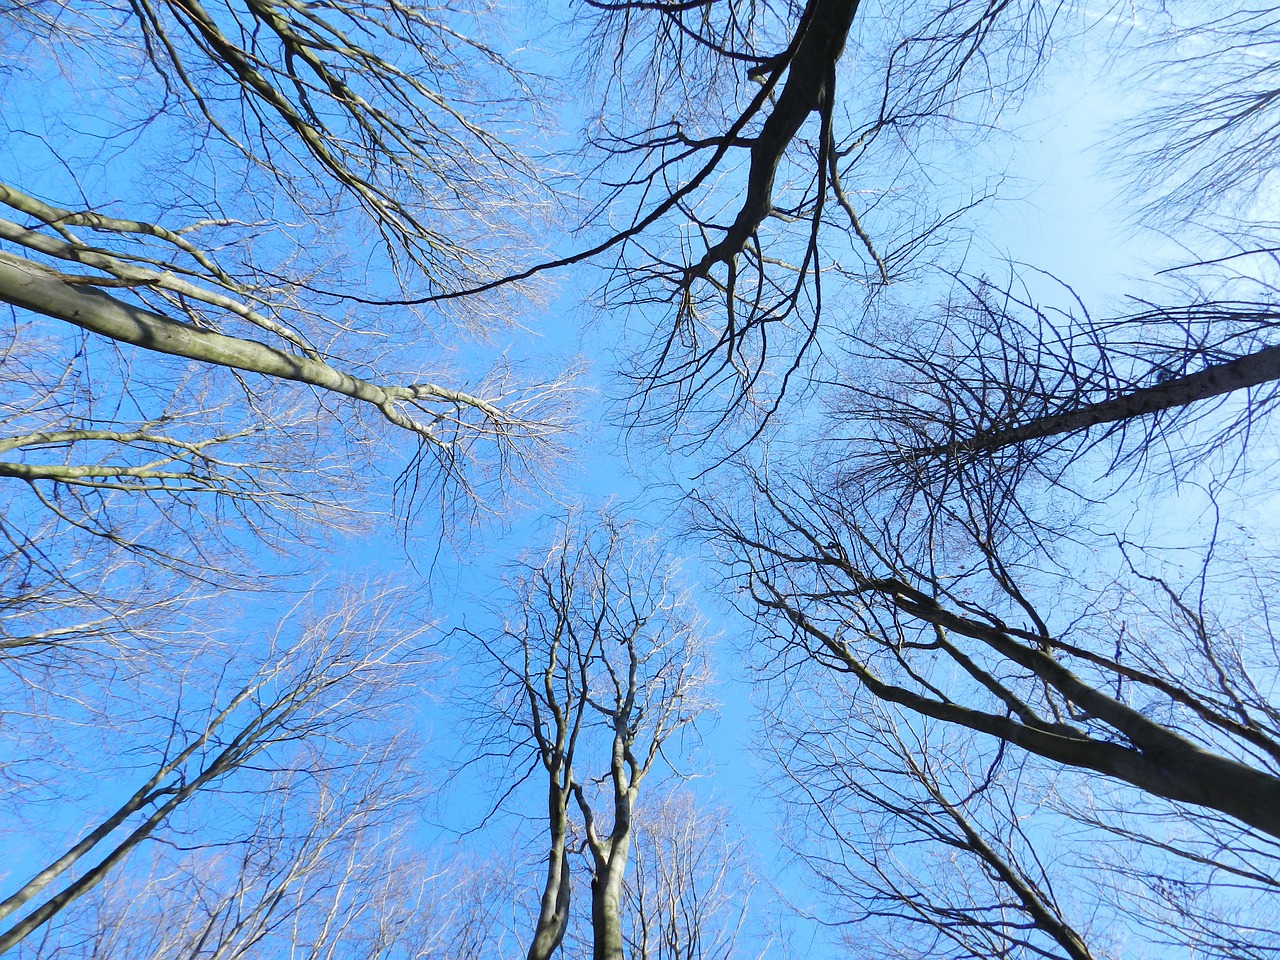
[3,0,1279,957]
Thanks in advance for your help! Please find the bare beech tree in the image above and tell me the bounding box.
[463,512,713,960]
[820,264,1280,541]
[0,0,573,562]
[1,2,573,941]
[0,582,434,954]
[769,678,1100,960]
[31,785,514,960]
[698,449,1280,954]
[696,246,1280,952]
[409,0,1062,436]
[8,0,1280,955]
[654,0,1280,951]
[623,791,756,960]
[704,462,1280,827]
[692,205,1280,950]
[33,762,413,959]
[585,0,1057,433]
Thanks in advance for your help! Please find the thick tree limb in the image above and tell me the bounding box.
[694,0,862,274]
[951,341,1280,456]
[759,577,1280,841]
[0,252,502,442]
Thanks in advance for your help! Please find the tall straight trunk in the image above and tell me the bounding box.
[954,342,1280,455]
[590,834,631,960]
[527,786,572,960]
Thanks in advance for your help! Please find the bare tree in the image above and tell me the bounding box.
[0,0,575,563]
[1,4,575,935]
[462,512,714,960]
[0,582,435,954]
[663,1,1280,948]
[29,785,515,960]
[704,465,1280,831]
[1117,2,1280,229]
[397,0,1063,437]
[623,791,756,960]
[0,188,573,544]
[695,421,1280,955]
[768,673,1101,960]
[10,0,1280,957]
[820,265,1280,540]
[585,0,1057,434]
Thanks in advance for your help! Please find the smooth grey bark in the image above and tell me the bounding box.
[0,595,407,955]
[590,851,630,960]
[575,714,641,960]
[0,251,502,440]
[473,515,709,960]
[755,572,1280,841]
[581,799,633,960]
[527,784,573,960]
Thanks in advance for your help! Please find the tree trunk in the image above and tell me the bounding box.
[527,786,572,960]
[590,837,631,960]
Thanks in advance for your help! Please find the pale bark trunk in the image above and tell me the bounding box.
[527,785,572,960]
[0,252,494,437]
[590,836,631,960]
